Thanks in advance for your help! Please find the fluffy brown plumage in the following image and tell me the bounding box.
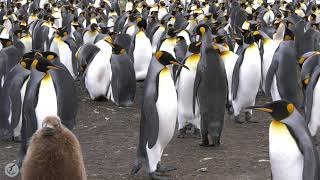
[21,116,86,180]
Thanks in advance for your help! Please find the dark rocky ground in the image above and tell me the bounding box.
[1,82,318,180]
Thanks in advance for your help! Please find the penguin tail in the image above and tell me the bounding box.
[130,158,143,176]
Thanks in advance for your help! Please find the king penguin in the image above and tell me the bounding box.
[247,100,320,180]
[193,24,227,146]
[231,23,262,123]
[129,17,152,80]
[131,51,189,179]
[176,42,201,138]
[107,44,136,107]
[18,54,77,167]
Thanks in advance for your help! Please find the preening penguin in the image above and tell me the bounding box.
[21,116,87,180]
[129,17,152,81]
[247,100,320,180]
[131,51,189,179]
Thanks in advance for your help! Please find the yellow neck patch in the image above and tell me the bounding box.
[185,54,200,71]
[160,67,170,77]
[42,73,52,85]
[270,120,289,135]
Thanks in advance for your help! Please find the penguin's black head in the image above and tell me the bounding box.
[112,44,126,55]
[176,36,185,43]
[13,29,23,38]
[90,23,99,31]
[213,35,226,44]
[167,27,177,37]
[56,27,69,37]
[32,56,60,72]
[41,51,58,61]
[0,38,13,48]
[188,41,201,54]
[20,52,35,70]
[246,100,295,121]
[136,17,147,30]
[155,51,189,70]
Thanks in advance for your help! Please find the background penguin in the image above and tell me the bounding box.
[107,44,136,107]
[129,17,152,80]
[193,25,227,146]
[2,53,34,140]
[83,23,100,44]
[247,100,320,180]
[265,29,301,108]
[231,27,262,123]
[21,116,87,180]
[49,28,77,79]
[304,65,320,137]
[176,42,201,138]
[131,51,189,179]
[83,45,112,100]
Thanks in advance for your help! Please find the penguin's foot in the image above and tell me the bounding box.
[156,163,176,173]
[245,112,258,123]
[233,115,244,124]
[226,103,234,115]
[210,136,221,147]
[193,128,201,139]
[149,172,169,180]
[199,137,212,147]
[177,127,187,138]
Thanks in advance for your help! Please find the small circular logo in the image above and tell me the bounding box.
[5,163,19,177]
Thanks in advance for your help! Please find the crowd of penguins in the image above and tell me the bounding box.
[2,0,320,179]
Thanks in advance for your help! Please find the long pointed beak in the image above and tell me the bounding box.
[246,105,273,113]
[169,60,190,70]
[47,65,60,70]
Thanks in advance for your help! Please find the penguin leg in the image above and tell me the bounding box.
[233,115,244,124]
[199,119,210,146]
[192,127,201,139]
[227,101,234,115]
[156,163,177,173]
[232,103,244,124]
[177,126,187,138]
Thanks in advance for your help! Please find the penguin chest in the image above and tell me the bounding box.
[221,51,238,100]
[239,43,261,89]
[83,31,99,44]
[269,121,303,180]
[35,74,58,130]
[126,25,136,36]
[156,67,177,143]
[85,50,112,99]
[152,27,165,52]
[159,38,177,58]
[21,35,32,53]
[309,79,320,136]
[177,30,190,45]
[177,54,200,118]
[58,41,75,79]
[133,31,152,79]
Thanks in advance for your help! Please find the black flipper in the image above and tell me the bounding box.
[264,58,279,97]
[231,49,245,100]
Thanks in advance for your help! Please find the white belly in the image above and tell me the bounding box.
[152,27,165,53]
[309,79,320,136]
[177,68,200,129]
[262,40,280,92]
[83,31,98,44]
[232,43,261,114]
[222,52,238,102]
[269,122,303,180]
[146,68,177,172]
[35,75,58,129]
[133,33,152,80]
[58,41,76,79]
[85,50,112,99]
[21,36,32,53]
[159,40,176,58]
[177,30,190,45]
